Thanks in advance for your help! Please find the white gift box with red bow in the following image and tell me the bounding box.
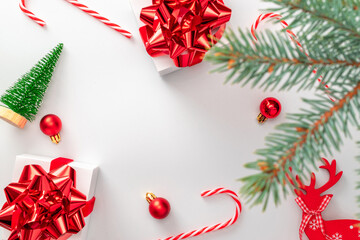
[0,154,99,240]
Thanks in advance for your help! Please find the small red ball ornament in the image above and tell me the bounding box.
[146,192,171,219]
[257,97,282,123]
[40,114,62,144]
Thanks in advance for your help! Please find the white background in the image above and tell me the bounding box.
[0,1,359,240]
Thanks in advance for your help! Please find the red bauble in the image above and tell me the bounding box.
[257,97,282,123]
[40,114,62,144]
[146,193,171,219]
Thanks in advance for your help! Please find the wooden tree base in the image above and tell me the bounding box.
[0,106,27,128]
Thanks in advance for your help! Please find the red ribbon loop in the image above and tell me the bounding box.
[0,158,95,240]
[295,196,332,240]
[139,0,232,67]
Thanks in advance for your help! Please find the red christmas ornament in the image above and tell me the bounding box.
[257,97,282,123]
[288,159,360,240]
[146,192,171,219]
[40,114,62,144]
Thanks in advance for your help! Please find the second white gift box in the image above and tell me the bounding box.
[0,154,99,240]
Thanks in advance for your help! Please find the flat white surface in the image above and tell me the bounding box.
[1,154,98,240]
[0,1,359,240]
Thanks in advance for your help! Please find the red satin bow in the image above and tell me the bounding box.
[0,158,95,240]
[139,0,232,67]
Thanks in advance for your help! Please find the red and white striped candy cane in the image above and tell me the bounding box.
[64,0,132,38]
[19,0,46,27]
[19,0,132,38]
[158,188,242,240]
[251,13,336,102]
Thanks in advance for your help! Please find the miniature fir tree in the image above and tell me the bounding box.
[0,43,63,128]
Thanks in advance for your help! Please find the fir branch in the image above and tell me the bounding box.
[266,0,360,35]
[264,0,360,54]
[206,29,360,91]
[241,81,360,210]
[205,0,360,210]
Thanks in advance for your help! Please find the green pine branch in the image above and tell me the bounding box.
[206,0,360,92]
[205,0,360,210]
[205,28,360,92]
[0,43,63,121]
[241,81,360,210]
[264,0,360,54]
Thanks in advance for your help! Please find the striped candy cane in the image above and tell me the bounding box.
[19,0,46,26]
[19,0,132,38]
[64,0,132,38]
[251,13,335,102]
[158,188,242,240]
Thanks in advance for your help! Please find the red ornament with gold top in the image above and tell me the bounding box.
[257,97,282,123]
[40,114,62,144]
[146,192,171,219]
[139,0,232,68]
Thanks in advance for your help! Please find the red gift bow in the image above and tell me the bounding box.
[295,196,332,240]
[0,158,95,240]
[139,0,232,68]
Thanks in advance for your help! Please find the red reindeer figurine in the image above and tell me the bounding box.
[288,158,360,240]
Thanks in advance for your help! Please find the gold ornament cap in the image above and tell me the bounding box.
[50,134,61,144]
[146,192,157,203]
[0,106,27,128]
[257,113,268,123]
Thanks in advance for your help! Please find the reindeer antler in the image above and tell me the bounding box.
[286,158,343,197]
[317,158,343,194]
[286,167,316,197]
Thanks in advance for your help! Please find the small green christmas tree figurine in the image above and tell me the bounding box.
[0,43,63,128]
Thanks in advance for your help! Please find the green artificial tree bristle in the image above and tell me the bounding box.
[205,0,360,210]
[0,43,64,121]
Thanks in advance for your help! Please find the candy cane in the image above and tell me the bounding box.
[158,188,242,240]
[19,0,132,38]
[251,13,336,102]
[64,0,132,38]
[19,0,46,27]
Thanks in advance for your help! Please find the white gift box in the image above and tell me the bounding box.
[0,154,99,240]
[130,0,231,75]
[130,0,180,75]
